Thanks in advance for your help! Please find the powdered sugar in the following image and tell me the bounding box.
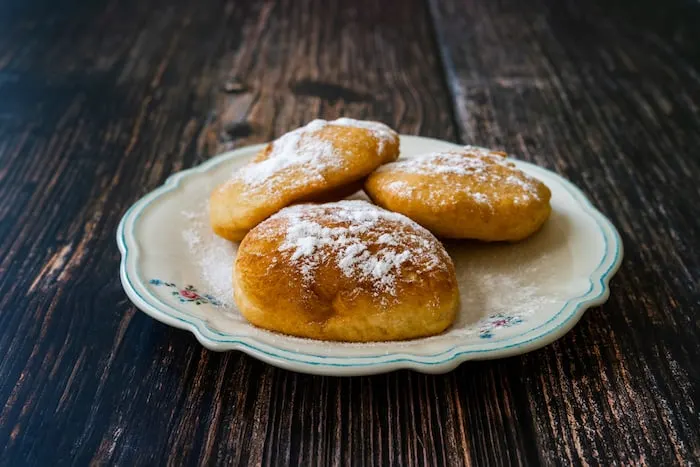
[445,244,558,339]
[265,200,447,296]
[384,180,414,196]
[470,192,489,204]
[332,117,396,153]
[376,147,544,204]
[230,118,396,193]
[376,150,507,176]
[235,120,337,190]
[181,205,237,307]
[462,145,507,159]
[377,233,397,245]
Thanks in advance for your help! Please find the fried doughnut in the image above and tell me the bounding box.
[233,200,459,342]
[364,146,551,241]
[210,118,399,241]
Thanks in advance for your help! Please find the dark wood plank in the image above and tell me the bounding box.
[0,0,464,466]
[428,0,700,464]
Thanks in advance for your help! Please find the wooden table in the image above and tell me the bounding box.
[1,0,698,464]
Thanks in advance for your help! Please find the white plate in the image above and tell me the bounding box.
[117,135,623,376]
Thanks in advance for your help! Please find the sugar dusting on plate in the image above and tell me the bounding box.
[182,205,237,308]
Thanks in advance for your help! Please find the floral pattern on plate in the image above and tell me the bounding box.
[479,313,525,339]
[149,279,222,306]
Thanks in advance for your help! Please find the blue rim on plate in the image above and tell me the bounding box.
[117,137,623,376]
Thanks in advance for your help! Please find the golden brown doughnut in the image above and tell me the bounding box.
[364,146,551,241]
[210,119,399,241]
[233,200,459,342]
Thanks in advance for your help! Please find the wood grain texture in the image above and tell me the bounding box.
[428,0,700,464]
[0,0,698,465]
[0,0,459,465]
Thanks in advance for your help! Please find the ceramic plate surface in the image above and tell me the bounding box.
[117,135,623,376]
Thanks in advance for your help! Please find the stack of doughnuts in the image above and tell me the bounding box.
[209,118,551,342]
